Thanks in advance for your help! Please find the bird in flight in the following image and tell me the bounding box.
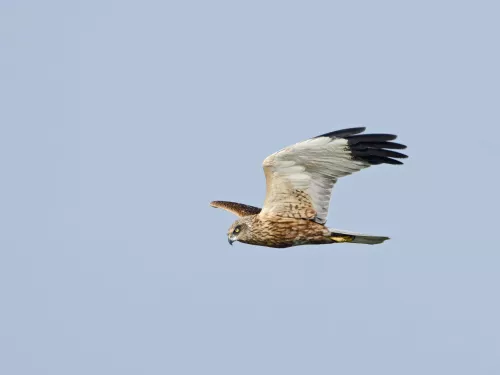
[211,127,407,248]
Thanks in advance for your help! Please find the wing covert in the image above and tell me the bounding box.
[260,127,407,224]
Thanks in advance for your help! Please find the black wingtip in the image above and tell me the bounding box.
[314,127,366,139]
[312,127,408,166]
[360,156,404,165]
[347,134,398,143]
[347,133,408,166]
[355,141,407,150]
[351,148,408,159]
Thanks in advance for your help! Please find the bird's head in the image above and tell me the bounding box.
[227,217,253,246]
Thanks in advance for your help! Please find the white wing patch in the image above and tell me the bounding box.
[261,137,370,224]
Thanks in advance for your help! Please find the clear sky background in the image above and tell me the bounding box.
[1,1,499,374]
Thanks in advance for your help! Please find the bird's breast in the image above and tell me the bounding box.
[245,216,328,248]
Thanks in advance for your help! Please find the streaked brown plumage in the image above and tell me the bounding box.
[226,214,329,248]
[211,127,407,248]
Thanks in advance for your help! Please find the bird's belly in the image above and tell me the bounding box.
[248,218,328,248]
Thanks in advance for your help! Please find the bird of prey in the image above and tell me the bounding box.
[211,127,407,248]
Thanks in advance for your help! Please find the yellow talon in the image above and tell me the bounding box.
[330,235,355,243]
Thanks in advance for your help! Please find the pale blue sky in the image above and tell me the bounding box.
[1,1,499,374]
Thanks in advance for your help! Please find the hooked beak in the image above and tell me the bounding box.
[228,237,234,246]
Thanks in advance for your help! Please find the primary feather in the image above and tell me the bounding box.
[261,127,407,224]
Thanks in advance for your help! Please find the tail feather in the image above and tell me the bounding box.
[329,228,389,245]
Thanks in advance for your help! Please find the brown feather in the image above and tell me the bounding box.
[210,201,262,217]
[238,215,332,248]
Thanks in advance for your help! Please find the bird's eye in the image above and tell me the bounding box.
[234,226,241,234]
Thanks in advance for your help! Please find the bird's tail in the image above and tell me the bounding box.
[328,228,390,245]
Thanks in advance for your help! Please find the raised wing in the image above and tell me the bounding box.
[210,201,262,217]
[260,127,407,224]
